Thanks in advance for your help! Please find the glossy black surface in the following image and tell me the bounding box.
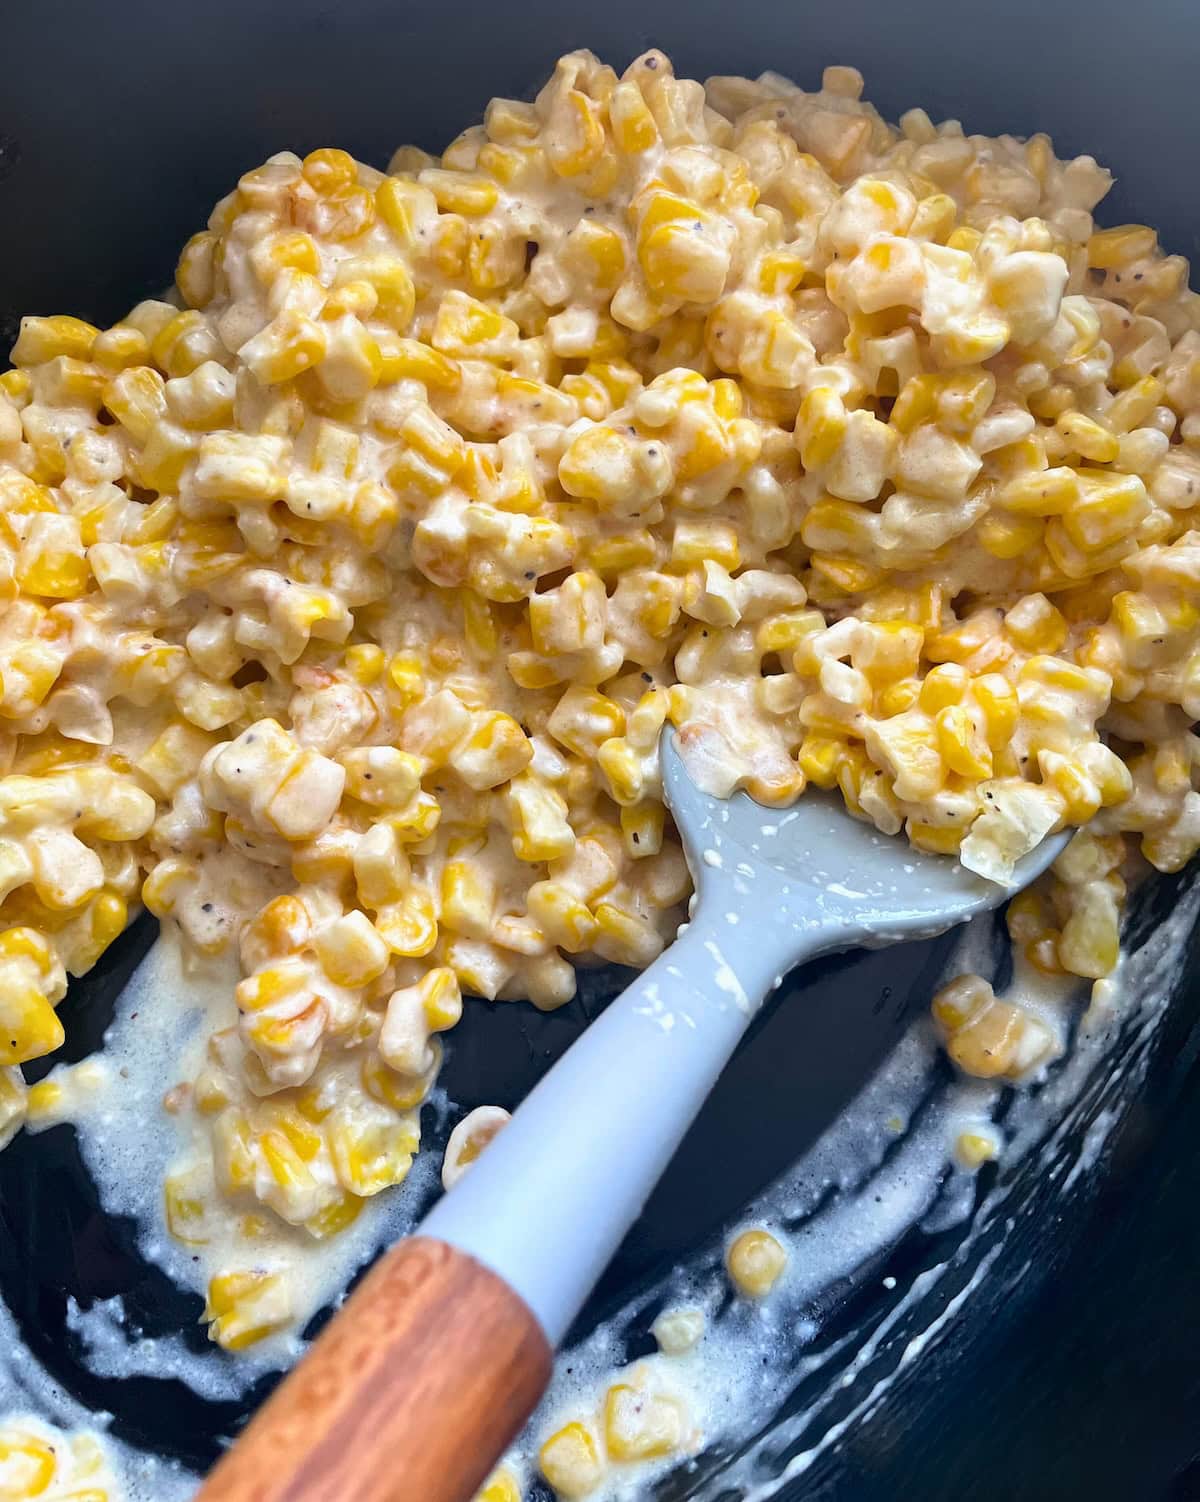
[2,3,1199,1495]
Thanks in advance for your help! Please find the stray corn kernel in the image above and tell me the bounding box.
[726,1227,788,1297]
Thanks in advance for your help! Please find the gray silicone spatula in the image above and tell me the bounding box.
[199,732,1069,1502]
[421,729,1069,1334]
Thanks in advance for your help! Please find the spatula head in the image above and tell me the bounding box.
[661,732,1070,953]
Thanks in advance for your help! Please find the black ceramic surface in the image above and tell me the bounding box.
[2,3,1199,1497]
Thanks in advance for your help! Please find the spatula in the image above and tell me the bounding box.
[197,732,1069,1502]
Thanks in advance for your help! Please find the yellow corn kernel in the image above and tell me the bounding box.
[887,373,937,435]
[972,674,1019,748]
[670,519,740,571]
[1005,594,1068,652]
[798,387,847,468]
[1040,755,1102,824]
[362,1039,442,1113]
[260,1125,319,1201]
[0,927,54,969]
[315,911,390,988]
[146,308,210,377]
[0,1430,57,1494]
[25,1078,62,1123]
[17,549,90,601]
[70,891,128,973]
[1056,410,1120,463]
[303,1191,365,1242]
[755,610,826,657]
[919,662,969,713]
[440,860,495,941]
[375,175,436,247]
[11,314,99,365]
[610,80,658,153]
[999,467,1080,516]
[808,554,887,595]
[329,1115,417,1197]
[244,310,329,385]
[935,705,992,779]
[726,1227,787,1297]
[377,339,461,394]
[0,982,64,1066]
[539,1422,604,1500]
[414,967,460,1034]
[476,1467,522,1502]
[301,146,358,192]
[213,1110,258,1195]
[595,740,641,806]
[546,89,607,178]
[956,1130,999,1169]
[143,854,206,920]
[339,644,383,686]
[0,369,31,403]
[978,510,1043,560]
[251,229,321,284]
[591,902,662,968]
[1104,377,1164,436]
[604,1383,684,1461]
[620,802,664,859]
[388,791,441,845]
[909,191,957,241]
[526,882,599,952]
[942,225,980,254]
[484,95,539,142]
[386,651,425,706]
[375,887,438,957]
[432,290,518,361]
[508,776,575,864]
[420,169,499,216]
[1087,223,1157,269]
[90,322,149,372]
[907,821,965,856]
[946,990,1052,1078]
[875,678,920,717]
[1063,472,1149,551]
[796,734,842,790]
[1058,882,1121,979]
[203,1269,292,1351]
[930,974,990,1033]
[164,1170,211,1245]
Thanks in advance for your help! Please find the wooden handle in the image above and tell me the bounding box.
[195,1236,552,1502]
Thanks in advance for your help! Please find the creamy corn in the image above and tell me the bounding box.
[537,1362,696,1498]
[3,50,1199,1360]
[0,1416,120,1500]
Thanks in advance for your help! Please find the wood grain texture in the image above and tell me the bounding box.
[194,1236,552,1502]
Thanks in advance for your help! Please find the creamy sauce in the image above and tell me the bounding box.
[2,870,1190,1498]
[35,933,447,1375]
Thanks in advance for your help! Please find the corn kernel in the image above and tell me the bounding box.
[726,1227,787,1297]
[604,1383,684,1461]
[539,1422,604,1499]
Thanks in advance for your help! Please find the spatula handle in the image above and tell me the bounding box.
[195,1236,551,1502]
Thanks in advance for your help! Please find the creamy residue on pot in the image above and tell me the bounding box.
[1,869,1193,1501]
